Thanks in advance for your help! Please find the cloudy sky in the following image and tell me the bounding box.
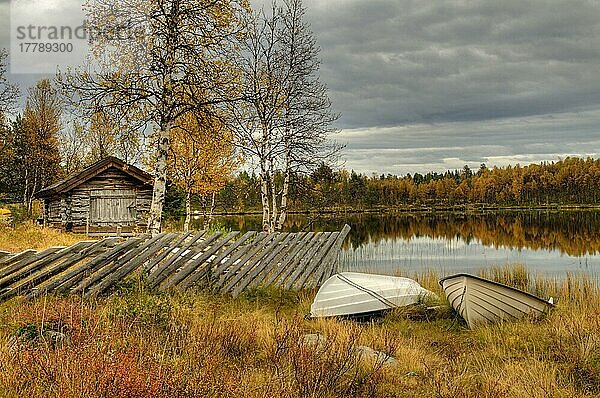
[2,0,600,175]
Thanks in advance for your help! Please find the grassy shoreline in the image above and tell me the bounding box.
[1,222,599,396]
[0,223,88,253]
[0,267,599,397]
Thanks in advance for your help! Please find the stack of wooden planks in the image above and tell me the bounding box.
[0,225,350,302]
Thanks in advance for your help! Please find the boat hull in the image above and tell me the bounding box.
[310,272,434,318]
[439,273,554,329]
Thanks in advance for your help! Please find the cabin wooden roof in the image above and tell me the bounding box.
[36,157,153,198]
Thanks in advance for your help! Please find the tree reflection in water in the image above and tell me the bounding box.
[212,210,600,257]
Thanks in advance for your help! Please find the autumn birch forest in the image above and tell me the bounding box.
[1,1,599,233]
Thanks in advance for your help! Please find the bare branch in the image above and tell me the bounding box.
[0,49,20,116]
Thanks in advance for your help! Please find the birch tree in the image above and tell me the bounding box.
[230,4,284,232]
[19,79,63,213]
[58,120,87,174]
[231,0,339,232]
[168,109,238,231]
[275,0,340,229]
[60,108,145,174]
[85,110,143,164]
[59,0,248,234]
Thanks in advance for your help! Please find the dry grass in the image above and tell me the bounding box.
[0,269,599,398]
[0,223,88,252]
[0,226,598,396]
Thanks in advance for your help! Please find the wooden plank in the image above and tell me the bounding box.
[264,232,315,287]
[0,247,64,280]
[0,241,101,301]
[272,232,323,288]
[26,238,121,298]
[228,232,290,296]
[0,249,37,267]
[313,224,351,286]
[234,233,297,295]
[111,233,178,277]
[0,241,92,291]
[0,251,13,263]
[152,232,222,289]
[161,231,234,290]
[204,231,256,275]
[27,245,117,296]
[306,231,344,288]
[85,233,177,297]
[54,236,146,293]
[292,232,339,289]
[247,233,300,289]
[71,237,146,294]
[262,232,313,287]
[142,231,194,274]
[19,239,116,291]
[191,230,256,286]
[147,230,206,287]
[72,236,158,295]
[212,233,268,289]
[39,234,164,291]
[217,233,275,291]
[104,233,168,273]
[175,231,242,291]
[283,232,329,289]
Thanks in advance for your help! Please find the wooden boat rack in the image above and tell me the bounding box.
[0,225,351,302]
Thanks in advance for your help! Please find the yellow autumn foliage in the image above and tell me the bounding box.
[168,109,238,196]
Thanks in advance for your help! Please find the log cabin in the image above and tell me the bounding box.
[36,157,153,235]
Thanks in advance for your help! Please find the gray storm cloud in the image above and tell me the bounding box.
[308,0,600,127]
[300,0,600,173]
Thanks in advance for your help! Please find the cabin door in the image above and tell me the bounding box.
[89,190,137,226]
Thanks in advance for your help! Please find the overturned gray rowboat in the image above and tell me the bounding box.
[310,272,436,318]
[439,273,554,329]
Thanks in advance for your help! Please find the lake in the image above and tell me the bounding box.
[210,210,600,278]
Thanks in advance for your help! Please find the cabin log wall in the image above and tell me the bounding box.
[41,167,152,234]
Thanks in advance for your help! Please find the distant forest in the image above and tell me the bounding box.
[213,211,600,257]
[165,156,600,217]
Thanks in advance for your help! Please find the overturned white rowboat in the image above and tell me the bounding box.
[439,273,554,329]
[310,272,435,318]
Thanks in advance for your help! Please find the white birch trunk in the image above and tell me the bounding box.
[259,164,271,233]
[203,192,216,230]
[259,123,271,232]
[184,189,191,232]
[23,167,29,209]
[201,195,207,228]
[147,122,171,235]
[28,173,38,214]
[270,171,278,233]
[277,166,290,231]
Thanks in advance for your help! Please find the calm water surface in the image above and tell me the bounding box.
[211,210,600,277]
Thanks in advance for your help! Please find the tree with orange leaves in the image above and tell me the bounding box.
[168,110,238,231]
